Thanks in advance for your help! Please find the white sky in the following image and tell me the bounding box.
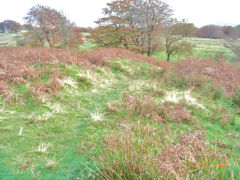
[0,0,239,27]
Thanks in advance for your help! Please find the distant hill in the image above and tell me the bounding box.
[0,20,22,33]
[233,25,240,39]
[234,25,240,32]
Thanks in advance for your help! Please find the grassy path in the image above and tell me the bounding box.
[46,82,129,179]
[0,63,131,179]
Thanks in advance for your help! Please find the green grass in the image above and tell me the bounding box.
[187,37,238,60]
[0,33,18,46]
[0,59,156,179]
[0,58,239,179]
[78,42,96,51]
[153,37,239,63]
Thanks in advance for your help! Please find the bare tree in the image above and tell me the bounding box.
[58,14,75,49]
[164,19,196,62]
[24,5,83,48]
[139,0,173,56]
[24,5,62,47]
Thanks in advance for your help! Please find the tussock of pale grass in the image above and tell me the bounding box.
[37,143,51,153]
[45,158,59,169]
[77,68,116,91]
[59,77,78,88]
[90,110,105,122]
[164,90,206,110]
[23,111,54,122]
[45,102,64,114]
[36,112,54,121]
[128,79,160,92]
[18,127,23,136]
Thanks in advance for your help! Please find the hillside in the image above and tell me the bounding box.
[0,47,239,179]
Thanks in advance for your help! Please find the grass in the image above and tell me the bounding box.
[0,34,240,178]
[0,33,18,46]
[0,57,239,179]
[78,42,96,51]
[0,59,154,179]
[153,37,239,63]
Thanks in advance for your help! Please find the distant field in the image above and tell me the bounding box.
[0,33,18,46]
[153,37,239,62]
[1,33,239,63]
[188,37,238,60]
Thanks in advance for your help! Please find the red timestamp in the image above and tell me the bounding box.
[192,163,229,169]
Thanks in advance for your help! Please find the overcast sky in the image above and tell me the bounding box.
[0,0,239,27]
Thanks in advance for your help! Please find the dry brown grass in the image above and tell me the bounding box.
[97,122,227,180]
[157,132,226,180]
[176,59,240,95]
[81,47,171,68]
[121,93,193,123]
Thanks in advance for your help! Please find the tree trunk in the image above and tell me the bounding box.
[46,37,53,47]
[141,40,144,55]
[45,32,53,47]
[147,33,151,56]
[64,42,69,49]
[124,43,129,49]
[167,53,171,62]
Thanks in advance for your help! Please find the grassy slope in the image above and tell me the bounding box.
[0,57,239,179]
[0,59,152,179]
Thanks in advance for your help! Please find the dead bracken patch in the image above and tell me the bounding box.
[176,59,240,95]
[121,93,193,123]
[162,102,194,123]
[157,132,226,180]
